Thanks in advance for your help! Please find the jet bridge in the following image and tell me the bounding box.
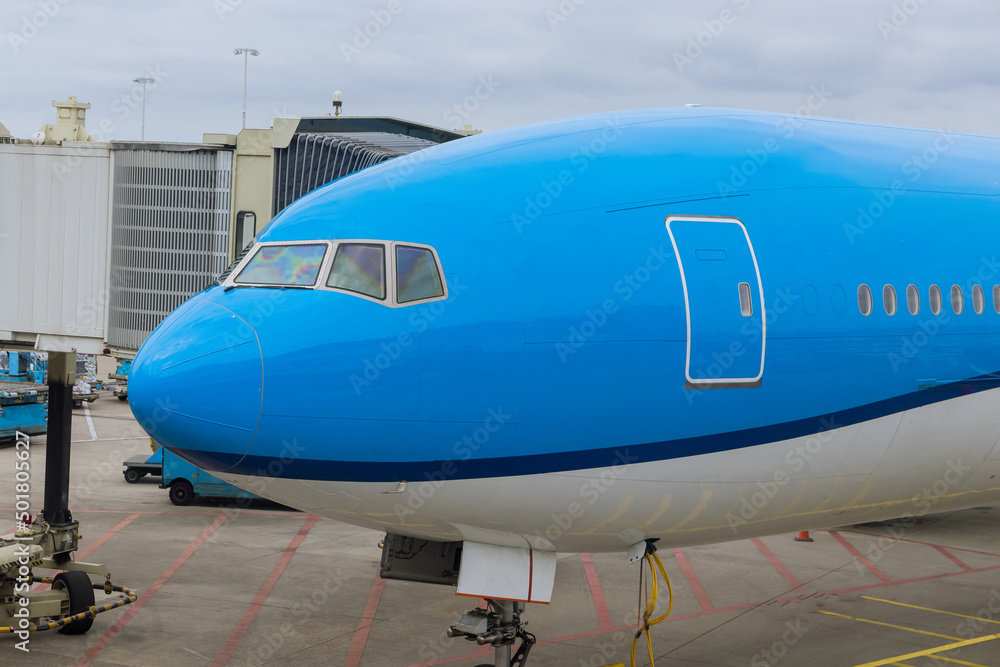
[0,98,468,638]
[2,99,465,360]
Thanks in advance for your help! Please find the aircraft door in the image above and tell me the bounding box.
[666,215,765,388]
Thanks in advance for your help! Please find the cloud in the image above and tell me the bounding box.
[2,0,1000,141]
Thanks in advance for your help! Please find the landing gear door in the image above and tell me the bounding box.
[666,215,765,389]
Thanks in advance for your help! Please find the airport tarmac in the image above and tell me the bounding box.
[1,364,999,666]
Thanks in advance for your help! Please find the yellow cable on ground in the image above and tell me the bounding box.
[630,547,673,667]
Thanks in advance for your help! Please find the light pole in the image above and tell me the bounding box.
[133,77,153,140]
[233,48,259,129]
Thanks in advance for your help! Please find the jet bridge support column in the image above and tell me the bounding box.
[42,351,75,528]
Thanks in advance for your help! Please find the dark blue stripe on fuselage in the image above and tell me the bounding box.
[168,374,1000,482]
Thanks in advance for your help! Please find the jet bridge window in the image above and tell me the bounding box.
[234,244,327,286]
[327,243,386,300]
[396,245,444,304]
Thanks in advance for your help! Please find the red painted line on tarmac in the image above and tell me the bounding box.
[415,601,765,666]
[751,538,803,591]
[673,548,714,612]
[839,528,1000,559]
[931,544,974,572]
[76,512,144,561]
[344,567,387,667]
[417,652,485,666]
[580,553,613,631]
[34,512,143,593]
[211,516,317,667]
[74,516,228,666]
[829,530,892,584]
[787,563,1000,599]
[415,562,1000,666]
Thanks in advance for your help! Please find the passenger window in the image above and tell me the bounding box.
[973,285,985,314]
[327,243,386,300]
[929,285,942,315]
[994,285,1000,314]
[951,285,964,314]
[234,244,327,286]
[883,285,897,315]
[906,284,919,315]
[858,284,872,316]
[738,282,752,316]
[396,245,444,303]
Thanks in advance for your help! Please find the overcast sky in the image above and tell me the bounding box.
[3,0,1000,143]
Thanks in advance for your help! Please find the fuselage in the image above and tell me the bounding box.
[129,107,1000,553]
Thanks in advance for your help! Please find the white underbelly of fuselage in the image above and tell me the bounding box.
[216,389,1000,553]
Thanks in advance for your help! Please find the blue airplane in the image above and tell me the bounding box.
[129,107,1000,665]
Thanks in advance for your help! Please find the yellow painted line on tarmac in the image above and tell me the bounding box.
[931,655,991,667]
[819,611,960,641]
[861,595,1000,626]
[852,633,1000,667]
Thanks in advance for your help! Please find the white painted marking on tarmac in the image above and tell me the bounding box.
[83,401,98,440]
[71,436,149,443]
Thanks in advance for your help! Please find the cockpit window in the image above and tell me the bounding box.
[396,245,444,303]
[217,240,255,283]
[327,243,386,300]
[234,244,327,286]
[223,238,446,306]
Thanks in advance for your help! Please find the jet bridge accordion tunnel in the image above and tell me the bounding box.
[271,130,440,215]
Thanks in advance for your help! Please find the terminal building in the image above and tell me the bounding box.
[0,96,467,359]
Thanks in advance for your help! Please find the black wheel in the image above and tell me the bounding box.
[54,571,95,635]
[117,394,128,401]
[169,480,195,506]
[124,468,143,484]
[73,400,82,409]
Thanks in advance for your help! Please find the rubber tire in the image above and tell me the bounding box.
[117,394,128,401]
[124,469,143,484]
[169,480,195,506]
[54,571,95,635]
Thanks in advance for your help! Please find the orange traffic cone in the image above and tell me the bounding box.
[794,531,814,542]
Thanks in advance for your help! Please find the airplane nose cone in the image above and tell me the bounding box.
[129,300,263,470]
